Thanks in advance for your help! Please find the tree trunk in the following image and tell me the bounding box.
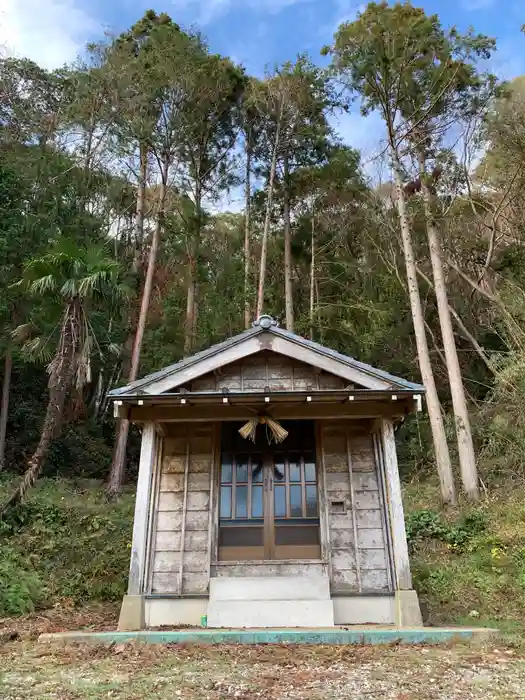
[418,155,479,500]
[256,105,282,319]
[108,151,166,498]
[392,161,456,505]
[244,143,252,330]
[185,180,202,355]
[132,142,148,268]
[0,349,13,471]
[108,142,148,497]
[283,153,294,332]
[184,249,197,356]
[416,266,494,374]
[310,211,315,340]
[130,157,167,379]
[1,302,77,514]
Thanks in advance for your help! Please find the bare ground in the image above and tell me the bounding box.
[1,606,524,699]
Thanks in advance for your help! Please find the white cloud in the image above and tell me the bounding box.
[174,0,313,25]
[0,0,96,69]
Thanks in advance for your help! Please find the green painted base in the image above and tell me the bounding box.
[39,626,496,646]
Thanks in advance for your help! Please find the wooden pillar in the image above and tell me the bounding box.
[128,423,157,595]
[379,418,412,590]
[316,421,332,580]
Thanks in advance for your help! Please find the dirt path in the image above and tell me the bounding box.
[1,608,524,699]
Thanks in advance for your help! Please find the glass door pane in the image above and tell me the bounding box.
[218,450,266,561]
[272,450,321,561]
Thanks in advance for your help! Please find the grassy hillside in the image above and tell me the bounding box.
[0,479,134,616]
[405,480,525,634]
[2,476,525,635]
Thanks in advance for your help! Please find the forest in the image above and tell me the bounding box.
[2,2,525,625]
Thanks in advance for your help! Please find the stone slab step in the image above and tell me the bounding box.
[209,576,331,602]
[206,599,335,628]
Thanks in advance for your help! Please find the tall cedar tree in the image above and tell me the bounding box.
[325,2,459,503]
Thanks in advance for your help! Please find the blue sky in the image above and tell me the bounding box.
[2,0,524,162]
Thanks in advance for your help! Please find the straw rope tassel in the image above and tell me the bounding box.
[238,416,288,444]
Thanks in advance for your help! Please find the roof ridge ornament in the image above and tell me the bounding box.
[253,315,279,329]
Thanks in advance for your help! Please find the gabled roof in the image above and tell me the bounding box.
[108,317,425,398]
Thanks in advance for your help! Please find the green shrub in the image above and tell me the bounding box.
[0,546,46,615]
[406,508,486,552]
[0,478,134,614]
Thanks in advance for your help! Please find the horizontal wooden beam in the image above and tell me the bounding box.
[127,401,413,423]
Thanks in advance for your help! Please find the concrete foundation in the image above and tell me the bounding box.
[118,595,145,631]
[333,596,395,625]
[394,590,423,627]
[145,598,207,628]
[119,590,422,630]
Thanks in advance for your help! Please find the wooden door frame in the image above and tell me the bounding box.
[262,456,275,560]
[212,420,326,564]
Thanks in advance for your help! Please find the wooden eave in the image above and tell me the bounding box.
[113,388,422,405]
[113,388,423,422]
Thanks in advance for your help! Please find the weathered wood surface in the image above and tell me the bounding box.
[380,418,412,590]
[354,528,386,549]
[315,421,332,580]
[152,572,209,594]
[147,416,397,596]
[151,424,214,595]
[129,402,410,423]
[155,530,209,552]
[268,336,389,390]
[153,551,208,574]
[158,491,210,512]
[187,352,349,393]
[160,472,210,492]
[144,335,263,395]
[156,510,209,532]
[128,424,158,596]
[320,421,391,594]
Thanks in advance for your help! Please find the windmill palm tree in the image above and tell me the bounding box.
[0,238,128,514]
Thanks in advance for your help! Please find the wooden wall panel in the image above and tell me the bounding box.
[149,415,393,595]
[320,421,392,594]
[183,351,353,393]
[150,424,214,595]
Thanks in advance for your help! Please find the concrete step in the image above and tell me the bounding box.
[209,576,331,602]
[207,599,335,628]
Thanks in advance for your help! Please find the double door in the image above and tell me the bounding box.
[218,433,321,561]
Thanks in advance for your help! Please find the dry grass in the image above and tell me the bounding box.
[1,608,525,699]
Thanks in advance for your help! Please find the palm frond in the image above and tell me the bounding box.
[20,336,55,364]
[12,323,36,343]
[108,342,122,357]
[60,279,80,297]
[29,275,58,296]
